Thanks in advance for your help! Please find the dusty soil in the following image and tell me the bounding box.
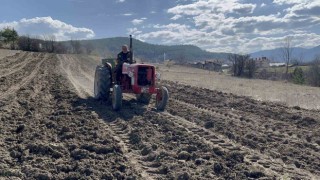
[0,52,319,179]
[0,49,20,59]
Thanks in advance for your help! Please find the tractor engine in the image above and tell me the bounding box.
[121,63,157,94]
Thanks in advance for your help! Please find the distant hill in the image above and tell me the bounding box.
[251,46,320,62]
[70,37,231,63]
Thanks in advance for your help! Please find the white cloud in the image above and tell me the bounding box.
[273,0,309,5]
[171,15,182,20]
[127,27,142,35]
[0,16,95,41]
[131,18,145,26]
[128,0,320,53]
[168,0,257,16]
[116,0,125,3]
[122,13,133,16]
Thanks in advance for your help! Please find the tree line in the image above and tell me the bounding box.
[0,27,93,54]
[228,53,320,87]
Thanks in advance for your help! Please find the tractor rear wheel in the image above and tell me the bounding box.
[136,93,152,104]
[112,85,122,111]
[156,86,169,111]
[94,65,111,100]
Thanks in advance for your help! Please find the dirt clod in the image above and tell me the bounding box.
[70,149,89,160]
[177,172,190,180]
[204,121,214,129]
[213,162,224,174]
[141,146,152,156]
[178,151,191,160]
[16,124,25,133]
[129,131,141,144]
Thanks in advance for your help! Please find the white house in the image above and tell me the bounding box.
[269,63,286,67]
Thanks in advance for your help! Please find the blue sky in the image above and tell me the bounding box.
[1,0,320,53]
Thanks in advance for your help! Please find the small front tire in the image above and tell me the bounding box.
[156,86,169,111]
[112,85,122,111]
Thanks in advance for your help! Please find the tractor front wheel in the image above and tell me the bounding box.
[156,86,169,111]
[94,65,111,100]
[112,85,122,111]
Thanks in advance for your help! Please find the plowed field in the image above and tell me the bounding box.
[0,52,319,179]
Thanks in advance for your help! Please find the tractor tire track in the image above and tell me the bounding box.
[108,120,157,180]
[57,54,93,98]
[0,51,28,69]
[0,53,44,78]
[58,55,158,179]
[0,50,21,61]
[0,53,47,100]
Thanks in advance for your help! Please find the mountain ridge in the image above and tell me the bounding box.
[251,46,320,62]
[73,37,231,63]
[65,37,320,63]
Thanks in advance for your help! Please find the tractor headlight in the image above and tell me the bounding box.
[128,71,134,78]
[156,72,161,80]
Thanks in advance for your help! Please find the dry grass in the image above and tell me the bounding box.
[158,64,320,110]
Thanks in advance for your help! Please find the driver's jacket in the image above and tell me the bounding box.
[117,51,132,65]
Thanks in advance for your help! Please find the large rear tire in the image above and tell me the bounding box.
[112,85,122,111]
[136,93,152,104]
[156,86,169,111]
[94,65,111,100]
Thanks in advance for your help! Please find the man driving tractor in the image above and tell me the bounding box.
[94,35,168,111]
[115,45,133,83]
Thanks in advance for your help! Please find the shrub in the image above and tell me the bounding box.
[306,59,320,87]
[292,67,305,84]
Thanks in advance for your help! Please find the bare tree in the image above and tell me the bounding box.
[84,42,94,54]
[54,42,67,54]
[306,55,320,87]
[228,54,249,77]
[280,36,293,79]
[228,54,238,76]
[176,52,187,65]
[245,58,256,78]
[18,36,31,51]
[49,35,56,53]
[70,39,82,54]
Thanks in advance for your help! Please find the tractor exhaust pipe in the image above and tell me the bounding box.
[129,35,133,63]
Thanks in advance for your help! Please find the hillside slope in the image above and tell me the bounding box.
[68,37,231,62]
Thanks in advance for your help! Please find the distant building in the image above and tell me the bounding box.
[187,59,223,72]
[269,63,286,67]
[203,60,222,72]
[222,64,230,69]
[255,57,270,68]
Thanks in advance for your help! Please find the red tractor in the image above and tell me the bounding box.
[94,35,169,111]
